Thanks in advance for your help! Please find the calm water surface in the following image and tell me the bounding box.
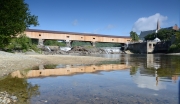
[1,54,180,104]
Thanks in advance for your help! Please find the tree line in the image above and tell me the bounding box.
[129,29,180,52]
[44,40,122,47]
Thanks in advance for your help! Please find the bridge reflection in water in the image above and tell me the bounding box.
[11,64,130,78]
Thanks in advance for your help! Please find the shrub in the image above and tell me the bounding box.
[168,44,180,53]
[5,34,40,52]
[44,40,66,46]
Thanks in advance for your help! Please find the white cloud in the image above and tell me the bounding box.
[132,13,168,33]
[72,19,78,26]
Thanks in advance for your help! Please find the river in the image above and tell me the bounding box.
[1,54,180,104]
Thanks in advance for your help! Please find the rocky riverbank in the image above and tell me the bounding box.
[0,51,43,78]
[42,46,125,55]
[0,91,18,104]
[0,51,114,78]
[0,51,115,104]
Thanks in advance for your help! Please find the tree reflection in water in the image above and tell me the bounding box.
[129,55,180,77]
[0,76,39,103]
[130,66,139,75]
[128,55,180,90]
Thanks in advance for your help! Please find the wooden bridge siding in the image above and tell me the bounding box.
[26,64,129,77]
[11,64,129,78]
[25,31,130,43]
[26,31,85,41]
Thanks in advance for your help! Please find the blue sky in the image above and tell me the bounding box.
[25,0,179,36]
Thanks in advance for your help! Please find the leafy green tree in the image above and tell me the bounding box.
[71,41,122,47]
[144,29,175,41]
[44,40,66,46]
[96,42,121,47]
[144,33,156,40]
[144,29,180,52]
[175,31,180,43]
[0,0,39,48]
[168,31,180,52]
[72,41,91,47]
[6,34,40,52]
[130,31,139,41]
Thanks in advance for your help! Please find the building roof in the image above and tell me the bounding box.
[26,29,130,38]
[139,26,179,40]
[139,22,179,40]
[139,30,156,40]
[164,26,173,30]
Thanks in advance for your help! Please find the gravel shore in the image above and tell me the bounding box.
[0,91,17,103]
[0,51,112,78]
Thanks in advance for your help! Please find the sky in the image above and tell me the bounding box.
[25,0,179,36]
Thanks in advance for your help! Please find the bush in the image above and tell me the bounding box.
[5,34,40,52]
[71,41,122,47]
[72,41,91,47]
[168,44,180,53]
[96,42,121,47]
[44,40,66,46]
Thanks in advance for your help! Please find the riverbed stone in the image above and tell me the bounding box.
[0,91,18,104]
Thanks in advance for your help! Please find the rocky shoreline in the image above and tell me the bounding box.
[0,50,116,104]
[0,91,18,104]
[0,50,114,78]
[0,51,43,78]
[42,46,124,55]
[0,49,179,104]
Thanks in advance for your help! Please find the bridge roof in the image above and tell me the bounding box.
[26,29,130,38]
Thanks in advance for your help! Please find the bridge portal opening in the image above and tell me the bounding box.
[96,42,121,47]
[72,41,91,47]
[44,40,66,46]
[31,39,39,45]
[71,41,122,47]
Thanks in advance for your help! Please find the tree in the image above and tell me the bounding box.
[44,40,66,46]
[144,29,180,52]
[144,29,175,41]
[175,31,180,43]
[0,76,40,103]
[168,31,180,52]
[6,34,40,52]
[0,0,39,48]
[130,31,139,41]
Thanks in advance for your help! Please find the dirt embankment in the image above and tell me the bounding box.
[0,51,113,78]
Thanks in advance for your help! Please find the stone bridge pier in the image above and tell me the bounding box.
[65,40,73,47]
[91,41,96,47]
[38,39,44,46]
[121,43,128,52]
